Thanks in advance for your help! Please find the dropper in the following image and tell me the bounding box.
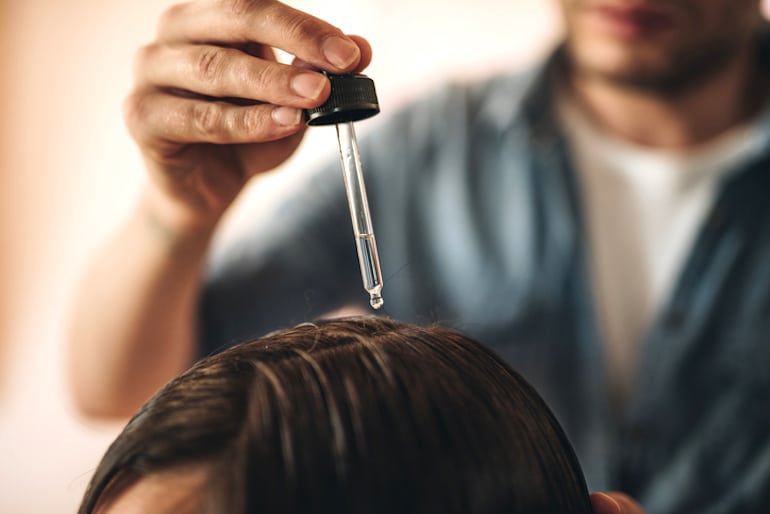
[305,72,384,309]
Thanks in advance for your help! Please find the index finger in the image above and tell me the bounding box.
[157,0,363,73]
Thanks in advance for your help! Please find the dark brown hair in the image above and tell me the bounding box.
[79,317,592,514]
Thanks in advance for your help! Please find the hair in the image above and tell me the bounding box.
[79,316,592,514]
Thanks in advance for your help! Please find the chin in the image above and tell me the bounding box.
[569,37,685,90]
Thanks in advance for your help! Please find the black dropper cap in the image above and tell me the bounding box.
[305,72,380,126]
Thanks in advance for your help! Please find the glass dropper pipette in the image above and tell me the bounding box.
[306,73,384,309]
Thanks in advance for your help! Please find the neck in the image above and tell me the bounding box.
[568,45,769,149]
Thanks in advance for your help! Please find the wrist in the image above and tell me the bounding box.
[138,187,221,251]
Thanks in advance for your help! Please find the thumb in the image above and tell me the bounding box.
[590,492,646,514]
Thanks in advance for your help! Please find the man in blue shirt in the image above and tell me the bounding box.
[70,1,769,513]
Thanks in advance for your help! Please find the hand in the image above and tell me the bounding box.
[125,0,372,233]
[590,492,646,514]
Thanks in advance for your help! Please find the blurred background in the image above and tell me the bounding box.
[0,1,559,511]
[1,1,768,512]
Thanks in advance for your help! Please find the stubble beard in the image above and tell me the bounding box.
[567,34,750,98]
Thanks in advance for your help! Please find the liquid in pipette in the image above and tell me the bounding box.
[356,233,384,309]
[335,121,385,310]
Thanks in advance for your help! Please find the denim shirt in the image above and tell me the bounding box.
[201,43,770,513]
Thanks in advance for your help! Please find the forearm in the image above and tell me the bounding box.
[68,190,214,419]
[69,0,372,420]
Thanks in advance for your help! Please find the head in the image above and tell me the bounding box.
[558,0,766,95]
[80,317,592,514]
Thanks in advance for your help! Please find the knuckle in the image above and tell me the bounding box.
[235,107,266,136]
[282,12,324,42]
[236,61,271,91]
[132,43,159,77]
[157,2,190,33]
[195,46,227,84]
[192,102,227,140]
[122,93,145,133]
[219,0,269,17]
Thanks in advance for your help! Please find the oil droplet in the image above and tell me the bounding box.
[370,294,384,310]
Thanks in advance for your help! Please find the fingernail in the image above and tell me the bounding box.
[322,36,360,69]
[271,106,301,126]
[291,72,327,100]
[595,493,622,514]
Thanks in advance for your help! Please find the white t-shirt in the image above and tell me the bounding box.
[558,96,769,409]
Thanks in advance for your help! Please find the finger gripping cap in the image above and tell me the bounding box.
[305,73,380,126]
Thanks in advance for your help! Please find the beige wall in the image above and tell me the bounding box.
[0,3,174,512]
[0,1,12,395]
